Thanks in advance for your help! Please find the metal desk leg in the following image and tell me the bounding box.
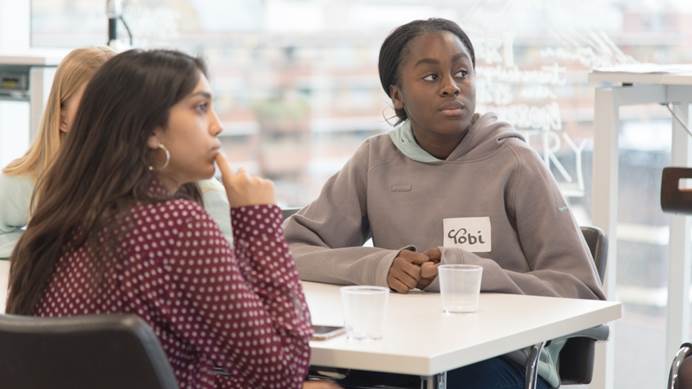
[525,341,546,389]
[592,85,623,389]
[420,372,446,389]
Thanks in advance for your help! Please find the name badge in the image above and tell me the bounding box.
[443,217,491,252]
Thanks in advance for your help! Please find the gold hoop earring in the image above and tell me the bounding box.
[148,144,171,171]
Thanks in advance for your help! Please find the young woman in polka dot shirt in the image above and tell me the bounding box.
[5,49,333,389]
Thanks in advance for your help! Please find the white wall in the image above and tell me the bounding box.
[0,0,32,166]
[0,0,29,50]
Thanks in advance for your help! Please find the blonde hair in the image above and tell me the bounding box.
[3,47,116,179]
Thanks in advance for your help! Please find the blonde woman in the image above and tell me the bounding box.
[0,47,232,258]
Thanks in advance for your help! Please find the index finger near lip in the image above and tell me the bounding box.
[214,152,232,177]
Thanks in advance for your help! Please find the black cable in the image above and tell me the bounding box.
[666,103,692,138]
[119,16,133,45]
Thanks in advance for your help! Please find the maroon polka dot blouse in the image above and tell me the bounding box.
[35,193,312,388]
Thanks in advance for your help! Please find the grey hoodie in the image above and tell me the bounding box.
[283,112,605,387]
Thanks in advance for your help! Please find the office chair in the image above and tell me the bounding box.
[524,225,610,389]
[282,207,300,220]
[662,168,692,389]
[0,314,179,389]
[669,343,692,389]
[668,343,692,389]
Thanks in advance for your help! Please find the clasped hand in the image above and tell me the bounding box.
[386,248,441,293]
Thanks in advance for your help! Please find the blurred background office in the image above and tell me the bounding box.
[2,0,692,387]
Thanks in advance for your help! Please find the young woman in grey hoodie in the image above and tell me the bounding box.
[284,18,605,389]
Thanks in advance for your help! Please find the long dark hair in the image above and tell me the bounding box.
[7,49,207,315]
[378,18,476,124]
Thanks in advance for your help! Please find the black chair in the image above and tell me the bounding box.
[669,343,692,389]
[282,207,300,221]
[524,225,610,389]
[0,314,179,389]
[662,169,692,389]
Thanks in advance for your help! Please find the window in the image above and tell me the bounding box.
[29,1,692,386]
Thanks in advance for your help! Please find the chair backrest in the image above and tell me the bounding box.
[670,343,692,389]
[0,314,179,389]
[558,226,608,386]
[282,207,300,221]
[580,225,607,283]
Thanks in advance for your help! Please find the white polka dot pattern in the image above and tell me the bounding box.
[35,196,313,389]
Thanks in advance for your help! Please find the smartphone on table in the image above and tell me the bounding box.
[311,324,346,340]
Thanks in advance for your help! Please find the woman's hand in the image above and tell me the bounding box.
[215,153,275,207]
[417,247,441,290]
[387,248,441,293]
[387,249,429,293]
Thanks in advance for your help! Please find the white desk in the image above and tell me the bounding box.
[0,260,8,313]
[304,281,621,387]
[0,266,620,386]
[589,65,692,388]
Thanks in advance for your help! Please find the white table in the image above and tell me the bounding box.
[304,281,621,388]
[0,260,8,313]
[589,65,692,388]
[0,266,620,387]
